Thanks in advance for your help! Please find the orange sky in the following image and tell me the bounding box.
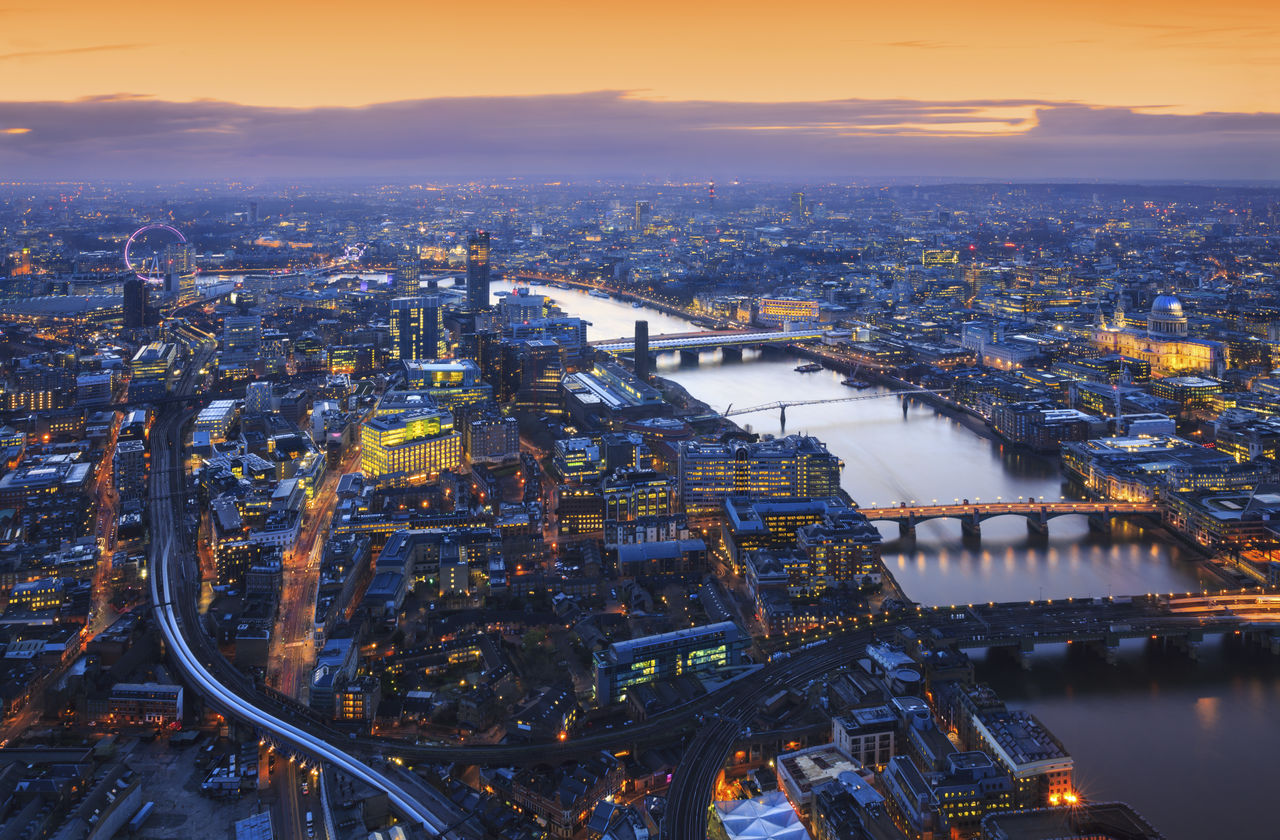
[1,0,1275,114]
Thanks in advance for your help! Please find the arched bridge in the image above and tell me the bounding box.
[859,499,1160,539]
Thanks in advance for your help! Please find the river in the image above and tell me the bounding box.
[496,280,1277,838]
[499,280,1205,606]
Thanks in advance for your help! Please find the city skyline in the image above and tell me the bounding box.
[0,1,1276,180]
[1,4,1277,838]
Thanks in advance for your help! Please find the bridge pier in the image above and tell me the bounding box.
[961,513,982,540]
[1270,631,1280,656]
[1087,510,1113,535]
[898,514,916,541]
[1167,630,1203,661]
[1088,635,1120,665]
[1026,510,1050,537]
[679,349,701,366]
[720,346,743,362]
[1017,637,1035,670]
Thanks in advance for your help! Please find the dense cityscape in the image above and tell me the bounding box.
[0,179,1277,840]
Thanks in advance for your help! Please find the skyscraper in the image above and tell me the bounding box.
[634,201,651,233]
[466,231,491,313]
[791,191,806,219]
[163,241,196,304]
[123,275,148,328]
[395,252,420,296]
[390,296,446,361]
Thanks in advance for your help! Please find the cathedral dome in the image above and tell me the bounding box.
[1148,293,1188,338]
[1151,294,1184,319]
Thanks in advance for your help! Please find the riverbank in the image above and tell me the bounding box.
[653,372,748,438]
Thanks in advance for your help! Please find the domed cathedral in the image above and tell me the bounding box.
[1147,294,1189,338]
[1092,292,1227,375]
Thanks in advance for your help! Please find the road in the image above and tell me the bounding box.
[268,440,363,702]
[276,755,326,840]
[87,415,122,638]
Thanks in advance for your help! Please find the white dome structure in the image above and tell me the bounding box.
[1148,293,1188,338]
[713,791,809,840]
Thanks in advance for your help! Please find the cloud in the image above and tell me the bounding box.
[880,40,957,49]
[0,91,1275,181]
[0,43,146,62]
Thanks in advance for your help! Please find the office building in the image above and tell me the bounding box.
[108,682,183,725]
[194,399,238,443]
[813,772,897,840]
[163,241,197,304]
[991,402,1103,453]
[724,497,848,561]
[395,252,420,296]
[953,688,1073,809]
[463,411,520,464]
[466,231,491,313]
[795,509,885,589]
[634,200,651,233]
[832,706,898,768]
[114,439,147,501]
[129,342,178,381]
[679,435,843,516]
[1062,434,1257,501]
[614,538,706,578]
[496,287,547,325]
[509,338,567,415]
[359,408,463,485]
[508,317,590,358]
[390,296,446,361]
[757,297,821,326]
[883,755,944,839]
[223,314,262,356]
[553,437,603,482]
[980,802,1165,839]
[933,751,1015,835]
[400,359,493,412]
[245,381,272,414]
[776,743,861,825]
[602,469,675,521]
[555,484,604,536]
[592,621,745,705]
[76,371,113,408]
[123,275,148,328]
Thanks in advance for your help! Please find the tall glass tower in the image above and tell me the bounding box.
[390,296,446,361]
[466,231,491,313]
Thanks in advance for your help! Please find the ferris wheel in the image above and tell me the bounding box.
[124,223,189,283]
